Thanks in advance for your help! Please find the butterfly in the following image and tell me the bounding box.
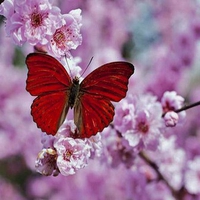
[26,53,134,138]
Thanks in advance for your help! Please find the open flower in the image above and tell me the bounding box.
[161,91,184,112]
[114,94,163,151]
[47,9,82,58]
[161,91,186,125]
[54,137,91,176]
[1,0,62,45]
[35,148,59,176]
[185,157,200,194]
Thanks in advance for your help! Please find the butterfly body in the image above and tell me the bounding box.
[26,53,134,138]
[68,77,80,108]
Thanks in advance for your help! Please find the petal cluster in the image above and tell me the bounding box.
[35,120,102,176]
[0,0,82,58]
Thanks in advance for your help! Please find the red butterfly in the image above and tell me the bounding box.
[26,53,134,138]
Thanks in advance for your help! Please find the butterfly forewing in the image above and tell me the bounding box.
[26,53,72,96]
[74,62,134,138]
[26,53,72,135]
[80,62,134,101]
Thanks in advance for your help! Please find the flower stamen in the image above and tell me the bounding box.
[138,121,149,134]
[64,149,72,161]
[53,29,66,47]
[31,12,43,27]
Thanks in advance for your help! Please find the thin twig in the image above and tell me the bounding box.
[175,101,200,113]
[162,100,200,117]
[139,151,181,200]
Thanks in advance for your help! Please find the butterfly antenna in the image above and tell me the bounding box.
[64,55,73,77]
[80,57,94,77]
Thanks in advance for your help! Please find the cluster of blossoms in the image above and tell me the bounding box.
[102,92,185,168]
[0,0,82,58]
[36,91,186,175]
[35,121,102,176]
[0,0,200,199]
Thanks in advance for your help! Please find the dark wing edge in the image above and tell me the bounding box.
[80,62,134,102]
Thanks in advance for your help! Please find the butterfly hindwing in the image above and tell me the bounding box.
[26,53,72,96]
[31,91,70,135]
[74,93,114,138]
[80,62,134,102]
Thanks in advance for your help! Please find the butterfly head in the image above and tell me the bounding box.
[72,76,80,85]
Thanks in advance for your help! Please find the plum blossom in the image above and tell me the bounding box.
[102,127,137,168]
[184,157,200,194]
[59,55,82,78]
[36,122,93,176]
[1,0,62,45]
[41,134,55,149]
[47,9,82,58]
[36,120,96,176]
[0,0,14,18]
[113,98,135,134]
[161,91,186,125]
[156,136,186,190]
[85,133,102,158]
[161,91,185,112]
[114,94,163,151]
[164,111,179,127]
[1,0,200,199]
[54,137,91,176]
[145,181,175,200]
[58,119,103,157]
[35,148,59,176]
[57,120,78,139]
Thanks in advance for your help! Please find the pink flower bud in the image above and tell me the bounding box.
[164,111,179,127]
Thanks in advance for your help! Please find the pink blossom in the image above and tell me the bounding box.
[102,127,136,168]
[85,133,102,158]
[54,137,91,176]
[114,94,163,151]
[59,55,82,78]
[164,111,179,127]
[41,134,55,149]
[155,136,186,190]
[161,91,185,112]
[1,0,200,199]
[2,0,62,45]
[36,119,97,177]
[0,0,14,18]
[57,120,102,159]
[185,157,200,194]
[145,181,174,200]
[57,120,79,138]
[113,98,135,134]
[47,9,82,58]
[35,148,59,176]
[161,91,186,123]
